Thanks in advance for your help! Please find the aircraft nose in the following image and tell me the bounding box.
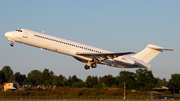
[5,32,11,37]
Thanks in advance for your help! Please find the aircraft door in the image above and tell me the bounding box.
[23,32,28,38]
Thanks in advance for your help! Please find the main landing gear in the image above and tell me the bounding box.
[84,65,90,70]
[84,63,97,70]
[91,63,97,68]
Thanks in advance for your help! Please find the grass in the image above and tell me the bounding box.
[0,100,176,101]
[0,100,155,101]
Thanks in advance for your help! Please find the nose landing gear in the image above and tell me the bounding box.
[10,43,14,47]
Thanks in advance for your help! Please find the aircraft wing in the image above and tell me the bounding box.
[76,52,135,61]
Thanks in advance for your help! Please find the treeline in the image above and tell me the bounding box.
[0,66,179,93]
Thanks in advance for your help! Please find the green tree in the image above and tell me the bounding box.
[27,70,41,77]
[93,82,103,89]
[72,81,85,88]
[27,70,41,85]
[40,68,50,86]
[135,69,157,91]
[169,73,180,94]
[117,70,135,89]
[71,75,79,83]
[99,74,115,87]
[49,70,55,86]
[67,76,72,87]
[14,72,26,83]
[86,76,98,88]
[67,75,83,87]
[0,71,5,83]
[1,66,14,82]
[57,74,66,87]
[155,78,168,87]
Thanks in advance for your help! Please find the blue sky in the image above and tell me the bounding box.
[0,1,179,81]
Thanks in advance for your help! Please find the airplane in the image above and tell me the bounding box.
[4,28,174,70]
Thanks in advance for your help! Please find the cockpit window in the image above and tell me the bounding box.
[16,29,22,32]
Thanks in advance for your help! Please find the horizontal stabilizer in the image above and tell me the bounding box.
[148,47,175,51]
[132,44,174,63]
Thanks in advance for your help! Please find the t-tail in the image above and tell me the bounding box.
[132,44,174,63]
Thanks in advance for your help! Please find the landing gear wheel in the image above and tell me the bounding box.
[10,43,14,47]
[84,65,90,70]
[91,63,97,68]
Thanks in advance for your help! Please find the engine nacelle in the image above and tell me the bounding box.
[114,56,138,66]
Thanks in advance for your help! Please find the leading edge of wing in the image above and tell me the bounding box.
[76,52,136,59]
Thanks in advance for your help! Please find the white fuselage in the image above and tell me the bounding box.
[5,29,151,69]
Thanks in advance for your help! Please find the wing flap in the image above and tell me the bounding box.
[76,52,135,61]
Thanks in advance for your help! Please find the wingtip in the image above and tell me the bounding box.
[130,52,136,54]
[170,49,176,51]
[164,49,175,51]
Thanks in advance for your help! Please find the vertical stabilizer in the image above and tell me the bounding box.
[132,44,174,63]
